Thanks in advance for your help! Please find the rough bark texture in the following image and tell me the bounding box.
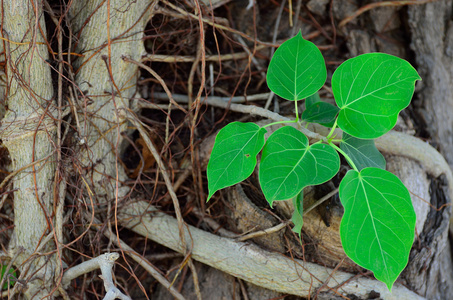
[1,1,56,298]
[408,1,453,166]
[406,1,453,298]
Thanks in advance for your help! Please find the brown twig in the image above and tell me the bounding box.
[146,92,271,104]
[303,188,339,216]
[141,45,268,63]
[157,1,270,46]
[0,154,53,190]
[235,221,290,242]
[142,93,324,140]
[43,0,67,291]
[122,56,187,114]
[124,110,188,252]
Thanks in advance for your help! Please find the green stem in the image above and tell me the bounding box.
[262,119,298,129]
[294,100,299,122]
[328,141,359,172]
[326,118,338,141]
[262,101,300,129]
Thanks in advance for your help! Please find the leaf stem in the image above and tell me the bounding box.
[294,100,299,122]
[262,119,298,129]
[262,101,302,129]
[328,141,359,172]
[326,118,338,140]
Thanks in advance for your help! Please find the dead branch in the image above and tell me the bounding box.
[62,253,130,300]
[119,200,425,299]
[89,214,187,300]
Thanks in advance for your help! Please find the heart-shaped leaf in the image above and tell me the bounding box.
[259,126,339,206]
[339,167,416,290]
[332,53,421,139]
[340,132,386,171]
[207,122,266,201]
[302,101,339,127]
[267,32,326,101]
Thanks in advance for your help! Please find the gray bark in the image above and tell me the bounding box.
[408,1,453,166]
[0,0,154,298]
[407,1,453,298]
[68,0,153,199]
[1,1,56,298]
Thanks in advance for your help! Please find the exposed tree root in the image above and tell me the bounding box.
[119,200,425,299]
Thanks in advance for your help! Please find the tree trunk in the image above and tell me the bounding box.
[1,1,56,298]
[68,0,153,199]
[0,0,153,298]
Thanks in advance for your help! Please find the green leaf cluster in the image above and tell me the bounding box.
[206,32,420,291]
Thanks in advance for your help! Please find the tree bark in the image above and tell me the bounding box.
[1,1,56,298]
[406,1,453,298]
[68,0,154,199]
[0,0,154,298]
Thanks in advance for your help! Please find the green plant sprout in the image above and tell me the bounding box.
[206,32,420,291]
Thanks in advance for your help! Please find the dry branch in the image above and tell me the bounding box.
[119,200,425,299]
[62,253,130,300]
[99,221,187,300]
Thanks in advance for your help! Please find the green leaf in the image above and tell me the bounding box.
[302,101,339,127]
[292,191,304,234]
[267,32,327,101]
[259,126,339,206]
[207,122,266,201]
[340,132,386,171]
[332,53,421,139]
[305,92,321,107]
[1,266,15,290]
[339,168,416,290]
